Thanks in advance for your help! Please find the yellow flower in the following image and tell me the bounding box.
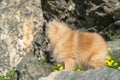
[106,56,111,60]
[108,47,111,51]
[111,60,114,63]
[54,69,58,72]
[59,66,63,71]
[76,68,81,71]
[107,61,113,66]
[114,63,118,66]
[57,64,62,67]
[118,67,120,69]
[105,60,109,64]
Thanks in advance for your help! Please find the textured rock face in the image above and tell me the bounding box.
[42,0,120,31]
[39,67,120,80]
[55,67,120,80]
[41,0,120,41]
[0,0,120,80]
[107,39,120,51]
[0,0,44,75]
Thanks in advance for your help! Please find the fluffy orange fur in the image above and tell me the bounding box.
[47,20,108,71]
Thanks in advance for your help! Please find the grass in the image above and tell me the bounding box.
[37,58,47,65]
[0,70,16,80]
[105,29,120,41]
[106,50,120,69]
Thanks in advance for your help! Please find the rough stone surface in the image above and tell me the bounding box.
[107,39,120,51]
[39,72,60,80]
[42,0,120,33]
[16,51,51,80]
[39,67,120,80]
[0,0,120,80]
[0,0,44,75]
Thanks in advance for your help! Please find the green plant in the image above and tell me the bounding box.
[53,64,63,72]
[52,63,84,72]
[106,49,120,69]
[0,70,16,80]
[74,66,85,71]
[105,29,120,41]
[38,58,47,65]
[0,75,5,80]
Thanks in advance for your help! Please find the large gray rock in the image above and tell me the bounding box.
[0,0,120,80]
[55,67,120,80]
[0,0,44,75]
[39,67,120,80]
[16,51,51,80]
[107,39,120,51]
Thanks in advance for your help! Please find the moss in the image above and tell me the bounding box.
[105,29,120,41]
[106,50,120,69]
[0,70,16,80]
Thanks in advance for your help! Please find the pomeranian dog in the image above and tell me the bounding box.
[47,20,108,71]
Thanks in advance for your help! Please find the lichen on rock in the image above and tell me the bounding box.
[0,0,44,75]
